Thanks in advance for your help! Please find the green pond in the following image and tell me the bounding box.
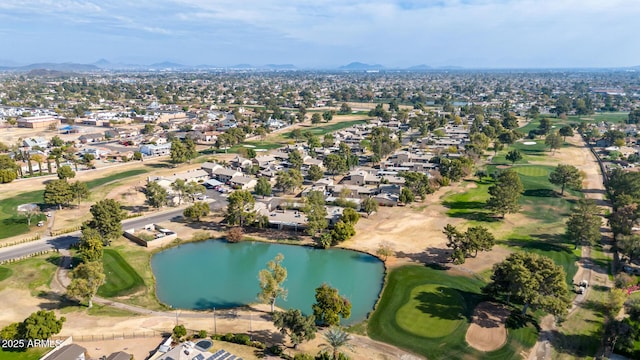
[151,240,385,324]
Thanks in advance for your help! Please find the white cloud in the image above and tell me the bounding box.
[1,0,639,66]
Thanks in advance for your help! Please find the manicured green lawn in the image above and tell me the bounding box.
[0,266,13,281]
[98,249,144,297]
[282,119,367,138]
[83,169,148,189]
[0,347,49,360]
[395,284,466,338]
[368,266,537,360]
[567,112,629,124]
[443,180,493,223]
[0,169,149,240]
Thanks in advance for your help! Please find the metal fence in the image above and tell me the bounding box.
[51,330,164,342]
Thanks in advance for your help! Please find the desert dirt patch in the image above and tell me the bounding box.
[465,301,510,352]
[0,288,50,324]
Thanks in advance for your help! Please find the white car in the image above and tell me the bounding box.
[37,221,45,227]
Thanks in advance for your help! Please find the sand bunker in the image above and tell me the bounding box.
[465,302,510,352]
[523,141,537,145]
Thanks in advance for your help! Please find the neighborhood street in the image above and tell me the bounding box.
[0,193,227,263]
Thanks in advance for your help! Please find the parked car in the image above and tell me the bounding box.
[37,221,45,227]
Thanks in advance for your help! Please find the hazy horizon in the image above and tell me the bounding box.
[1,0,639,68]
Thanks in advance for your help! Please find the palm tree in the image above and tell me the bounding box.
[319,327,354,360]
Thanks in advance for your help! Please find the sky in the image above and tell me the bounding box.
[0,0,639,68]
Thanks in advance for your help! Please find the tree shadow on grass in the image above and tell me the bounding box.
[579,299,608,316]
[523,189,558,198]
[394,247,452,269]
[414,287,479,321]
[505,310,540,331]
[442,200,500,223]
[548,330,601,358]
[144,162,172,169]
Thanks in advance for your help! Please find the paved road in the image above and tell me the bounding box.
[0,194,227,263]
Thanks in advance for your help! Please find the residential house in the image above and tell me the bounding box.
[78,133,104,144]
[230,155,253,170]
[212,167,242,182]
[22,137,48,149]
[140,142,172,156]
[82,147,111,159]
[229,174,257,190]
[43,344,87,360]
[253,155,277,168]
[201,161,222,175]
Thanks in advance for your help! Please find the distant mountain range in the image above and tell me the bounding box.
[1,60,637,73]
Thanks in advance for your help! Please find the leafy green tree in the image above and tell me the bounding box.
[0,154,18,183]
[170,140,196,165]
[44,179,73,210]
[498,130,521,145]
[322,111,334,122]
[376,242,393,261]
[226,190,256,227]
[50,135,64,147]
[78,228,103,263]
[288,149,304,170]
[141,123,156,135]
[538,118,552,134]
[255,177,272,197]
[82,153,95,167]
[443,224,465,263]
[304,191,328,238]
[338,103,352,114]
[340,208,359,224]
[258,253,288,312]
[545,131,562,153]
[84,199,125,244]
[183,201,210,222]
[401,172,433,199]
[618,234,640,264]
[439,157,472,182]
[323,154,347,175]
[307,165,324,182]
[56,165,75,180]
[311,113,322,125]
[272,309,317,348]
[276,169,303,193]
[145,181,168,209]
[322,134,335,148]
[319,327,354,360]
[330,220,355,244]
[172,324,187,341]
[559,126,574,141]
[609,204,638,239]
[566,199,602,248]
[20,310,65,340]
[362,197,378,216]
[67,261,105,308]
[184,181,206,203]
[170,179,188,205]
[487,169,523,218]
[548,164,583,195]
[443,224,495,264]
[484,252,571,316]
[505,150,522,165]
[70,181,89,207]
[399,187,415,204]
[312,283,352,326]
